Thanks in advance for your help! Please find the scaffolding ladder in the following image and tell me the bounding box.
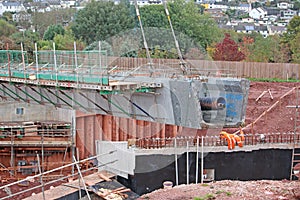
[290,87,300,180]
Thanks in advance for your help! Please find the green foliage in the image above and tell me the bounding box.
[43,24,65,41]
[139,5,167,28]
[194,193,215,200]
[32,9,76,37]
[72,0,134,45]
[1,12,13,23]
[39,29,85,50]
[247,35,282,62]
[0,19,17,37]
[84,41,113,56]
[282,16,300,43]
[10,30,40,51]
[290,32,300,63]
[215,190,232,196]
[247,77,300,82]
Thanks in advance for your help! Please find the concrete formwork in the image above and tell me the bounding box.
[76,111,213,159]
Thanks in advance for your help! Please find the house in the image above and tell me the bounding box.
[256,25,268,37]
[280,9,297,22]
[242,18,255,23]
[249,7,267,19]
[47,0,62,9]
[12,11,31,23]
[129,0,162,6]
[237,3,251,13]
[207,2,228,11]
[61,0,77,8]
[267,25,286,35]
[277,1,293,9]
[233,22,270,37]
[0,1,25,16]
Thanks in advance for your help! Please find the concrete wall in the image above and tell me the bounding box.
[0,102,74,122]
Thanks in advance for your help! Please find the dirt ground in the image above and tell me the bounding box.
[243,81,299,134]
[139,81,300,200]
[138,180,300,200]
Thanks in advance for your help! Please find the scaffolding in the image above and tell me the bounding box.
[0,49,109,85]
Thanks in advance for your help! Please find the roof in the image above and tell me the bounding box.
[2,1,22,6]
[239,3,250,8]
[257,7,267,13]
[269,25,286,32]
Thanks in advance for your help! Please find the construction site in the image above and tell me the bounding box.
[0,2,299,199]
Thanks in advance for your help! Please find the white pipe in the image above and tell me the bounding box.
[196,136,199,184]
[186,141,189,185]
[201,136,204,184]
[174,137,178,186]
[73,156,91,200]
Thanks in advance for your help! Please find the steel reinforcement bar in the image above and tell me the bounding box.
[135,132,300,149]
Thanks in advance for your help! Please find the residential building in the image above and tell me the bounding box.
[277,1,293,9]
[280,9,297,22]
[249,7,267,19]
[0,1,25,16]
[267,25,286,35]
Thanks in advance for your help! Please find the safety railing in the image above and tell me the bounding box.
[135,132,300,149]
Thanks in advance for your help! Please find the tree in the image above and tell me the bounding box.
[32,9,76,37]
[10,30,40,51]
[53,29,85,50]
[0,19,16,37]
[43,24,65,41]
[212,33,245,61]
[282,16,300,43]
[290,32,300,63]
[247,35,281,63]
[239,36,254,61]
[71,0,134,45]
[280,16,300,63]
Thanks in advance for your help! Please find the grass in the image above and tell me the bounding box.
[194,193,215,200]
[247,77,300,82]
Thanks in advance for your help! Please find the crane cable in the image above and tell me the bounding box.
[162,0,187,74]
[134,0,154,76]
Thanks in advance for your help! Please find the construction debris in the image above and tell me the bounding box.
[94,187,131,200]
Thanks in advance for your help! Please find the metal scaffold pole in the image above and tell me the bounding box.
[35,43,39,82]
[162,0,186,74]
[196,136,199,184]
[134,0,154,75]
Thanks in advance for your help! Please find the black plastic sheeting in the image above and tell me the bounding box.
[118,149,292,195]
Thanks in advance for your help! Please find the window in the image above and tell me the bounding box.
[16,107,24,115]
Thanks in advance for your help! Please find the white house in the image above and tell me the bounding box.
[0,1,25,16]
[236,3,251,13]
[208,3,228,11]
[249,7,267,20]
[61,0,77,8]
[280,9,298,22]
[277,1,293,9]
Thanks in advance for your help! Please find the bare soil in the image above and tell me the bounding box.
[138,180,300,200]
